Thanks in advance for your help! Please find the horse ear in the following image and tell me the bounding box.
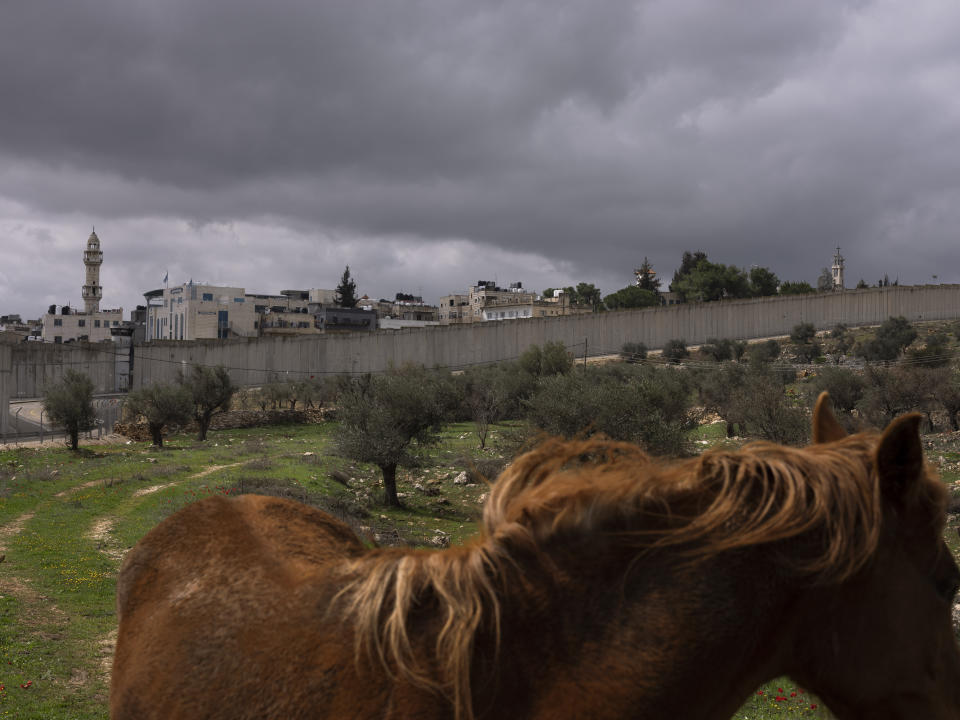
[875,413,925,503]
[812,392,846,444]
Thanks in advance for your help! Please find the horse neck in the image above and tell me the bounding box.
[481,534,800,720]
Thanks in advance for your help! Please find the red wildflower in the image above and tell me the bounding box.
[811,704,818,710]
[757,691,764,696]
[20,680,32,688]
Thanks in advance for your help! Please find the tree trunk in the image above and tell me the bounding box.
[150,423,164,448]
[380,463,401,507]
[951,411,959,432]
[197,411,212,441]
[70,428,79,451]
[725,421,735,438]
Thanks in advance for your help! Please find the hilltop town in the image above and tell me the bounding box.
[2,231,859,347]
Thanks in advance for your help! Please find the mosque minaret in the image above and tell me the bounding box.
[82,229,103,314]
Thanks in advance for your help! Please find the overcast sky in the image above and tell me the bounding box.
[2,0,959,320]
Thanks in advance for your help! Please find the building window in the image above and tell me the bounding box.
[203,293,213,301]
[54,318,62,327]
[234,297,244,303]
[94,319,100,327]
[78,319,85,327]
[54,336,62,343]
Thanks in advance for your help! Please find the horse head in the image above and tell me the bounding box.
[793,393,960,719]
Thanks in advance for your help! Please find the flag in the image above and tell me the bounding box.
[163,271,168,284]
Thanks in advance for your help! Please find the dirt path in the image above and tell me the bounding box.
[0,511,35,554]
[54,479,103,497]
[188,461,248,480]
[131,482,174,498]
[0,510,70,669]
[86,460,251,564]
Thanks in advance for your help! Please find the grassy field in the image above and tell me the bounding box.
[2,419,958,719]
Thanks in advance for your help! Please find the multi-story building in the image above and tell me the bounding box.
[366,294,439,324]
[0,315,41,339]
[250,290,319,337]
[480,296,591,321]
[438,293,472,324]
[439,281,590,324]
[42,305,124,343]
[144,283,258,341]
[144,284,376,340]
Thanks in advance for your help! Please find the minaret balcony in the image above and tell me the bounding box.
[83,251,103,264]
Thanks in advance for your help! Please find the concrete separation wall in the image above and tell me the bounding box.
[6,343,118,400]
[0,345,11,435]
[130,284,960,388]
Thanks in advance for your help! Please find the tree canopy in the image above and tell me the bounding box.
[748,266,780,297]
[667,250,778,302]
[43,370,96,451]
[672,257,750,302]
[335,367,453,506]
[603,285,660,310]
[180,364,234,441]
[125,382,193,447]
[779,281,816,295]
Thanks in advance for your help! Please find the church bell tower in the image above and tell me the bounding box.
[82,229,103,314]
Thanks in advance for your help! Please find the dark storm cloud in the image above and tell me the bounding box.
[2,0,960,320]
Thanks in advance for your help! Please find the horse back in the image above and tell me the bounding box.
[112,494,379,719]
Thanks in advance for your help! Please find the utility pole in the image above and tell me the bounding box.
[583,338,588,370]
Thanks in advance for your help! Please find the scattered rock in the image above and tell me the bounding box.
[453,471,468,485]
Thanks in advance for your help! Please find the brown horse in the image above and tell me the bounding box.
[111,394,960,719]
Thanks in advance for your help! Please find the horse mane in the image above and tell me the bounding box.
[337,433,945,720]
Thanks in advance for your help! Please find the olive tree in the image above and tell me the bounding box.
[180,364,234,441]
[524,364,695,457]
[43,370,96,451]
[335,367,452,507]
[125,382,193,447]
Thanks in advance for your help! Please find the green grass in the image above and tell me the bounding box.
[4,418,960,719]
[0,421,498,719]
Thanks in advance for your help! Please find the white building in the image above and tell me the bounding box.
[42,307,124,343]
[144,283,258,341]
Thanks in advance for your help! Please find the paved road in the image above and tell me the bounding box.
[3,395,126,444]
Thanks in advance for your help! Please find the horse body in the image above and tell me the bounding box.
[111,396,960,719]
